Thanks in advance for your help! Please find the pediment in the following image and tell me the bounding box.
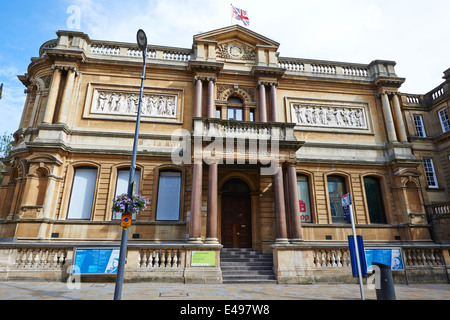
[194,25,280,49]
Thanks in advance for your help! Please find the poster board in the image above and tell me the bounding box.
[364,247,404,271]
[191,251,216,267]
[73,247,120,274]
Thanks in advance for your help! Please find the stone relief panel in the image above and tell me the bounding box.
[216,43,256,61]
[287,98,372,133]
[84,83,183,123]
[92,90,177,118]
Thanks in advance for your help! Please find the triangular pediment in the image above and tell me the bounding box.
[194,25,280,49]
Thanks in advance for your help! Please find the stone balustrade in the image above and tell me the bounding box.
[278,57,370,80]
[312,248,351,268]
[137,248,183,268]
[39,36,192,64]
[0,243,448,283]
[404,248,445,266]
[431,85,445,101]
[431,202,450,215]
[14,247,68,269]
[0,243,222,283]
[193,118,296,142]
[273,244,449,284]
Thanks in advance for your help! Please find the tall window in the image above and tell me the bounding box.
[112,168,141,220]
[423,158,438,188]
[363,177,387,224]
[297,175,312,223]
[227,107,243,121]
[156,170,182,221]
[438,108,450,133]
[67,167,97,220]
[327,175,347,223]
[226,97,244,121]
[413,114,426,137]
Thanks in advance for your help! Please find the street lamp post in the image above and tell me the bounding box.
[113,29,148,300]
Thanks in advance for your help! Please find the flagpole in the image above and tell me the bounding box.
[230,3,233,25]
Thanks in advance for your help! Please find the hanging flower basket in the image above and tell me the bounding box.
[112,193,149,215]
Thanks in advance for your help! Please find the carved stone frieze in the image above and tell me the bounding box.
[91,89,178,118]
[288,99,371,131]
[291,104,367,129]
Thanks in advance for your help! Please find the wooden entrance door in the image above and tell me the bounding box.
[221,193,252,248]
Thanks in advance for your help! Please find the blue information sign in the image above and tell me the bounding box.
[365,248,404,271]
[73,248,120,274]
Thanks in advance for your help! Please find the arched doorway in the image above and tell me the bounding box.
[221,178,252,248]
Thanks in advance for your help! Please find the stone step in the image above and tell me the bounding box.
[220,248,276,284]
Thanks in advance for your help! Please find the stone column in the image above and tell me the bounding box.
[274,167,288,243]
[189,161,203,243]
[270,83,279,122]
[258,83,267,123]
[207,78,215,119]
[392,93,408,142]
[43,68,62,124]
[287,163,303,242]
[56,68,77,124]
[380,92,398,143]
[194,77,203,118]
[206,162,218,243]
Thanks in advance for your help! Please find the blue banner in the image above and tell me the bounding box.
[348,235,368,277]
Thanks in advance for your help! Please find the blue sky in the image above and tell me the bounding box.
[1,0,449,136]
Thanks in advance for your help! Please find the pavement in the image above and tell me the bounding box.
[0,281,448,301]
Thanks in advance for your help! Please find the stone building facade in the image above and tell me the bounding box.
[0,26,448,284]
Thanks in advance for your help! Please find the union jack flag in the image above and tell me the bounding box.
[232,5,250,26]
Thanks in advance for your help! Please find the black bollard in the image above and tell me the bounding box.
[373,262,396,300]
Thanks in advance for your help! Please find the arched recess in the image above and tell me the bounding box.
[218,171,260,249]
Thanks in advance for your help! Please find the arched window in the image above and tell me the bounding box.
[67,167,98,220]
[327,175,347,223]
[155,170,182,221]
[363,176,387,224]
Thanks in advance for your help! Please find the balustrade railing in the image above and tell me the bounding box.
[431,86,445,101]
[310,246,446,270]
[430,202,450,215]
[404,248,445,266]
[312,249,351,268]
[194,118,296,142]
[278,58,370,80]
[220,121,272,138]
[137,248,183,268]
[14,248,67,269]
